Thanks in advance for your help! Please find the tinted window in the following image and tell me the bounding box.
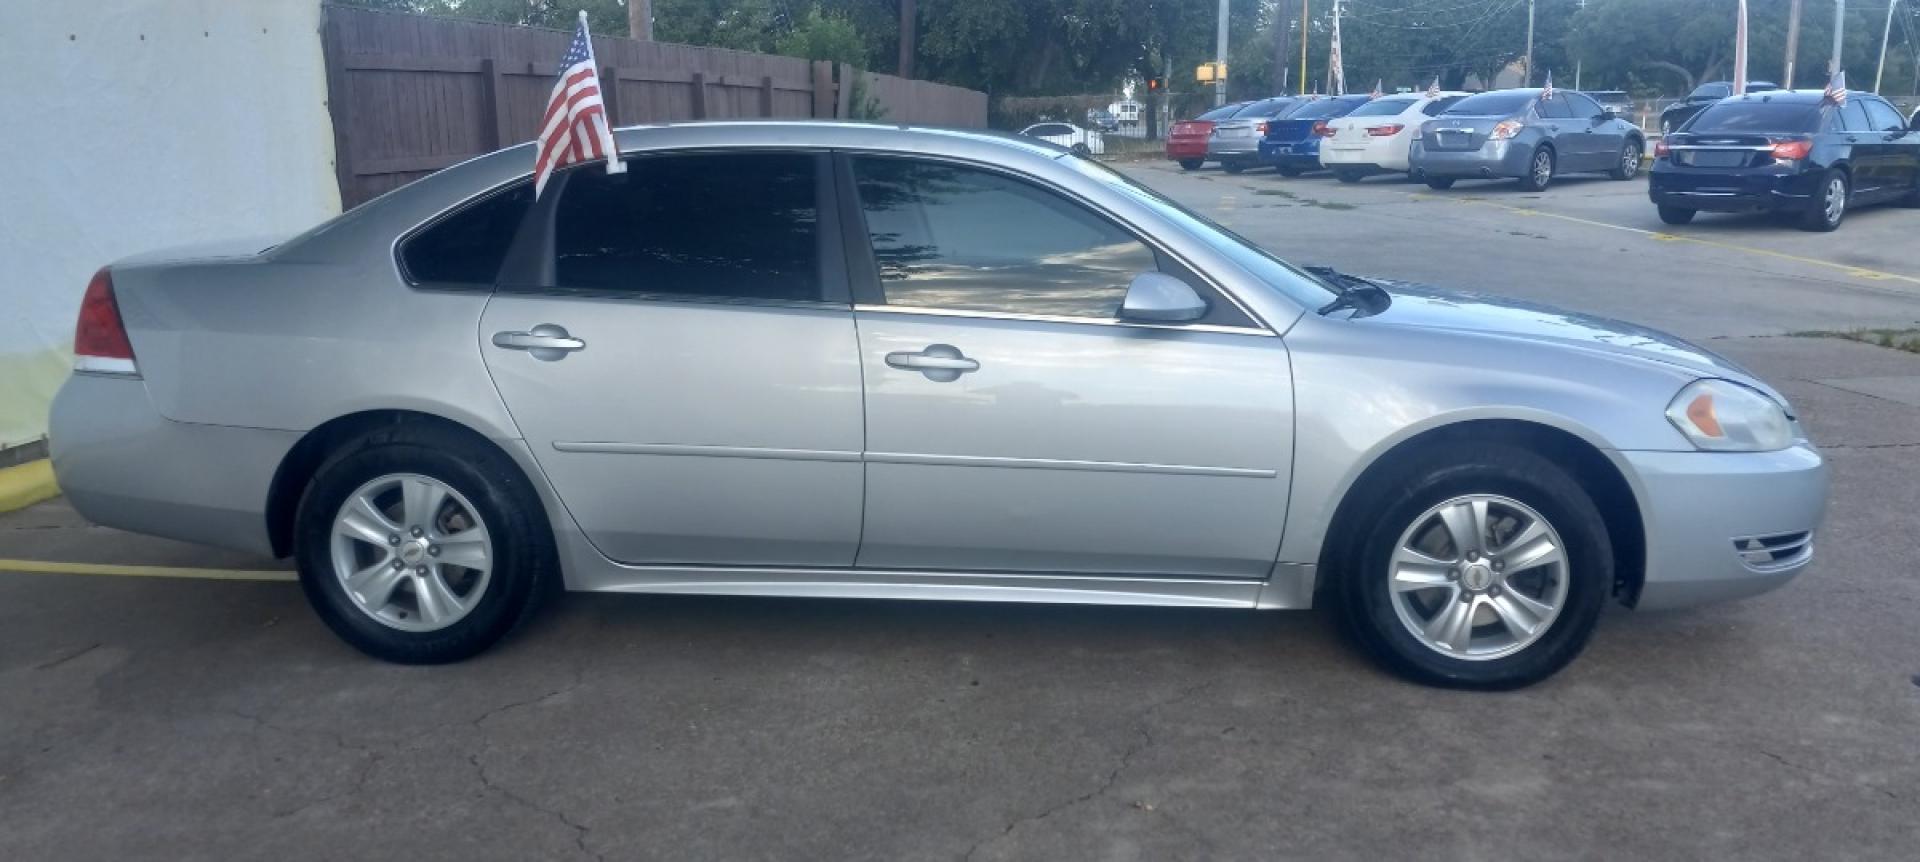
[1686,101,1822,133]
[1536,95,1573,119]
[1444,91,1534,116]
[853,158,1159,319]
[1840,99,1871,132]
[1027,124,1072,136]
[1422,96,1465,116]
[1864,99,1907,132]
[1689,83,1732,100]
[1348,97,1418,117]
[1562,92,1604,117]
[1195,104,1243,121]
[1288,98,1363,119]
[402,183,534,284]
[1231,99,1290,118]
[552,153,820,301]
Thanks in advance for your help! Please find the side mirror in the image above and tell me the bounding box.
[1118,272,1208,323]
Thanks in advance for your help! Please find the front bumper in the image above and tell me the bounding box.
[1619,444,1829,610]
[1648,166,1822,213]
[49,373,298,556]
[1409,139,1532,179]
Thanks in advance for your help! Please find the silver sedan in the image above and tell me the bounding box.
[49,122,1827,688]
[1410,87,1646,191]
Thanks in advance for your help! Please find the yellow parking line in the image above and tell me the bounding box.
[1409,192,1920,287]
[0,559,297,582]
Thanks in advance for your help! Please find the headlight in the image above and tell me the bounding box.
[1665,379,1795,452]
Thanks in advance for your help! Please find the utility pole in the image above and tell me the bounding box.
[1300,0,1311,96]
[1876,0,1898,92]
[898,0,916,79]
[1275,0,1294,95]
[1523,0,1536,86]
[1831,0,1846,76]
[1216,0,1230,105]
[1784,0,1803,88]
[628,0,652,40]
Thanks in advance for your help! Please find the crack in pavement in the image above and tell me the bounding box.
[467,751,602,860]
[33,643,101,671]
[1753,746,1902,803]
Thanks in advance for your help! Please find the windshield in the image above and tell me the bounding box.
[1685,101,1821,133]
[1347,98,1418,118]
[1287,99,1360,120]
[1444,91,1534,116]
[1688,83,1732,100]
[1058,156,1338,310]
[1195,104,1242,121]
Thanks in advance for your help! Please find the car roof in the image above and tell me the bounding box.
[1722,90,1875,105]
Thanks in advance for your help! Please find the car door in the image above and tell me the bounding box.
[1533,94,1581,168]
[1863,97,1917,201]
[1836,98,1889,199]
[480,151,866,567]
[838,154,1294,578]
[1566,92,1621,169]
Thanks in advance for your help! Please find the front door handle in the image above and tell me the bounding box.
[885,344,979,382]
[493,324,585,361]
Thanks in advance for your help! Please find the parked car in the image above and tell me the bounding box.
[1320,91,1469,182]
[1166,102,1248,170]
[50,122,1828,689]
[1649,89,1920,231]
[1019,122,1104,156]
[1258,94,1372,175]
[1086,108,1120,132]
[1209,97,1307,173]
[1409,88,1647,191]
[1584,90,1634,119]
[1661,80,1778,135]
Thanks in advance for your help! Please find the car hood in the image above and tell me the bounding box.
[1356,280,1784,402]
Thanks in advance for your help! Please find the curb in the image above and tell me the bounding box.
[0,459,59,514]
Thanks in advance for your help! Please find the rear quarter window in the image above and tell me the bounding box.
[400,183,535,285]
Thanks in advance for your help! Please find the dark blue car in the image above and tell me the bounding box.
[1258,94,1373,176]
[1649,89,1920,231]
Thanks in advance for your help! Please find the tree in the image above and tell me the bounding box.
[1567,0,1914,96]
[774,7,872,67]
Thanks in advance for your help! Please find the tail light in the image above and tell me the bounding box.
[74,267,138,375]
[1489,119,1524,140]
[1770,138,1812,160]
[1255,121,1269,135]
[1653,139,1672,158]
[1312,121,1334,137]
[1368,124,1405,137]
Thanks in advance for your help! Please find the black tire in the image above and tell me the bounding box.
[1277,164,1305,177]
[1334,442,1612,690]
[1424,176,1456,190]
[1070,142,1092,157]
[1517,146,1555,192]
[1222,159,1247,174]
[1178,159,1205,171]
[293,423,557,664]
[1608,140,1643,180]
[1799,169,1848,232]
[1334,169,1365,184]
[1657,205,1696,225]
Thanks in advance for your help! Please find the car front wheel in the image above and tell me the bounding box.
[294,423,556,664]
[1657,205,1696,225]
[1424,176,1456,190]
[1335,442,1612,689]
[1800,170,1848,232]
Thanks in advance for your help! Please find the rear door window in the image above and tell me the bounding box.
[1840,99,1871,132]
[1536,96,1573,119]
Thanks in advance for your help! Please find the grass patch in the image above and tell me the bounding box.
[1794,328,1920,354]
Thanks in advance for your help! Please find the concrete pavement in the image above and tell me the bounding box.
[3,166,1918,860]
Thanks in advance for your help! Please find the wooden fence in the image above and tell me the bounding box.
[320,5,988,207]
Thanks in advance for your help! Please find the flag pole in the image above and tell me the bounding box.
[1876,0,1899,93]
[1733,0,1749,95]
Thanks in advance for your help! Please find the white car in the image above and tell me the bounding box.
[1020,122,1106,156]
[1321,91,1469,182]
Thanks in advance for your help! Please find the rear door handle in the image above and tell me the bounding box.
[885,344,979,382]
[493,324,585,361]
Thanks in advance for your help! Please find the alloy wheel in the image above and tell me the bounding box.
[1824,176,1847,226]
[1387,494,1570,661]
[1620,144,1639,178]
[329,473,493,632]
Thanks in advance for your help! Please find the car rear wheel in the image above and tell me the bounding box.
[294,424,555,664]
[1070,142,1092,157]
[1518,147,1555,192]
[1277,164,1304,177]
[1657,205,1696,225]
[1800,170,1848,232]
[1608,141,1642,180]
[1178,159,1204,171]
[1335,442,1611,689]
[1424,176,1456,190]
[1334,169,1365,183]
[1223,160,1247,174]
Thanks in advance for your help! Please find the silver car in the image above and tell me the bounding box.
[1410,88,1647,191]
[49,122,1827,689]
[1207,97,1302,173]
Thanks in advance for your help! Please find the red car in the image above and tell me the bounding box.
[1167,102,1249,170]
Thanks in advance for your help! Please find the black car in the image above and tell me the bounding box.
[1648,89,1920,231]
[1660,81,1778,134]
[1584,90,1633,119]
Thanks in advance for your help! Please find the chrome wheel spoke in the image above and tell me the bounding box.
[1489,589,1554,639]
[344,559,405,608]
[1438,499,1488,558]
[402,477,449,530]
[436,529,491,571]
[1424,594,1478,653]
[1391,547,1454,592]
[337,495,400,547]
[413,570,464,625]
[1496,520,1563,572]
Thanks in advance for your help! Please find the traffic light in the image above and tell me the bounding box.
[1146,77,1164,92]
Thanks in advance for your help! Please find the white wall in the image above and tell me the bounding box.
[0,0,340,449]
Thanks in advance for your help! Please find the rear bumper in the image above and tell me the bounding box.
[1258,138,1324,168]
[1207,138,1262,159]
[1166,139,1209,160]
[1321,140,1411,172]
[1620,444,1829,610]
[1409,140,1532,178]
[1648,166,1822,212]
[49,373,296,556]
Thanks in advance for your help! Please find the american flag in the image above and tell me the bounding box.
[533,12,624,198]
[1426,77,1441,99]
[1823,69,1848,106]
[1370,79,1383,99]
[1541,71,1554,100]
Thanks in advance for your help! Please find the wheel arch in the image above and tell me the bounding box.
[1313,418,1646,607]
[265,409,535,559]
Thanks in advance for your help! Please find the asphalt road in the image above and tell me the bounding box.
[5,164,1920,860]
